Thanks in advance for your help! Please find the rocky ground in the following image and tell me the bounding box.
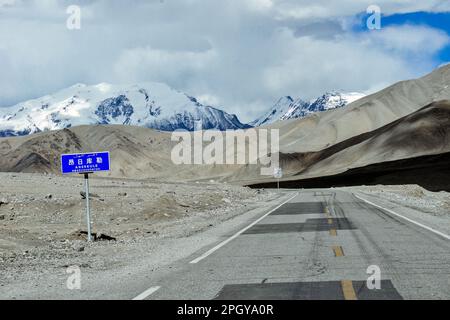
[0,172,278,289]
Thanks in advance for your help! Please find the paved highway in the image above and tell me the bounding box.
[133,190,450,300]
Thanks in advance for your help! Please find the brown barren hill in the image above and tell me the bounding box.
[1,65,450,185]
[248,101,450,191]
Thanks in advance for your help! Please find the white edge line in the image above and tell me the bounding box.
[132,286,161,300]
[354,193,450,241]
[189,192,299,264]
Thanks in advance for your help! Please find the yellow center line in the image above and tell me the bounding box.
[329,229,337,236]
[332,246,344,257]
[341,280,357,300]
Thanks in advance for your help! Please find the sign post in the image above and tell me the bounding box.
[61,151,110,242]
[84,173,92,242]
[274,167,283,192]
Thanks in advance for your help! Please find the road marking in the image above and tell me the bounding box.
[329,229,337,236]
[132,286,161,300]
[332,246,344,257]
[341,280,357,300]
[190,193,299,264]
[355,194,450,241]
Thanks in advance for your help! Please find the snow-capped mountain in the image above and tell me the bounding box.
[251,91,366,126]
[0,82,250,137]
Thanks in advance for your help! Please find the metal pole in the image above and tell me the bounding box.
[84,173,92,242]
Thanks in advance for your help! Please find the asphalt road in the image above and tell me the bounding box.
[133,189,450,300]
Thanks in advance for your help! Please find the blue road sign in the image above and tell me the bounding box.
[61,151,110,174]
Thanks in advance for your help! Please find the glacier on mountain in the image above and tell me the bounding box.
[0,82,249,137]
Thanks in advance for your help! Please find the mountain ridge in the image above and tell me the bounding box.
[0,82,250,137]
[250,91,365,126]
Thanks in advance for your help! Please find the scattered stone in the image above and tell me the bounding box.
[0,215,4,220]
[96,233,116,241]
[118,192,127,197]
[74,230,117,242]
[80,191,100,199]
[45,194,52,199]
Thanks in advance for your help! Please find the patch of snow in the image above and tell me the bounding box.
[0,82,250,136]
[251,91,366,126]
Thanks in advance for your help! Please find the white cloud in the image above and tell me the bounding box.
[0,0,449,123]
[196,94,221,107]
[246,0,273,12]
[262,24,449,97]
[274,0,450,20]
[113,47,217,86]
[369,25,450,55]
[262,28,412,97]
[0,0,17,7]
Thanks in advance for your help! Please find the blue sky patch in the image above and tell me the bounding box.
[355,11,450,64]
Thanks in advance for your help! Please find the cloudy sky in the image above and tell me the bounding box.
[1,0,449,122]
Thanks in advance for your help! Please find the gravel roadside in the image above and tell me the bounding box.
[0,172,285,299]
[344,185,450,236]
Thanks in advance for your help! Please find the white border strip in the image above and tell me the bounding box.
[354,193,450,241]
[132,286,161,300]
[189,192,299,264]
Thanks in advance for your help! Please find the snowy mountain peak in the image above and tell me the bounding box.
[251,91,365,126]
[310,91,366,110]
[0,82,250,137]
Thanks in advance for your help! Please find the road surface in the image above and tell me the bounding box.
[132,189,450,300]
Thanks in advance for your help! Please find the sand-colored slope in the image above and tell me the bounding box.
[301,100,450,178]
[271,64,450,153]
[0,125,174,178]
[0,124,246,181]
[242,100,450,186]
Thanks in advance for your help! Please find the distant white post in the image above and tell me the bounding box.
[274,167,283,192]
